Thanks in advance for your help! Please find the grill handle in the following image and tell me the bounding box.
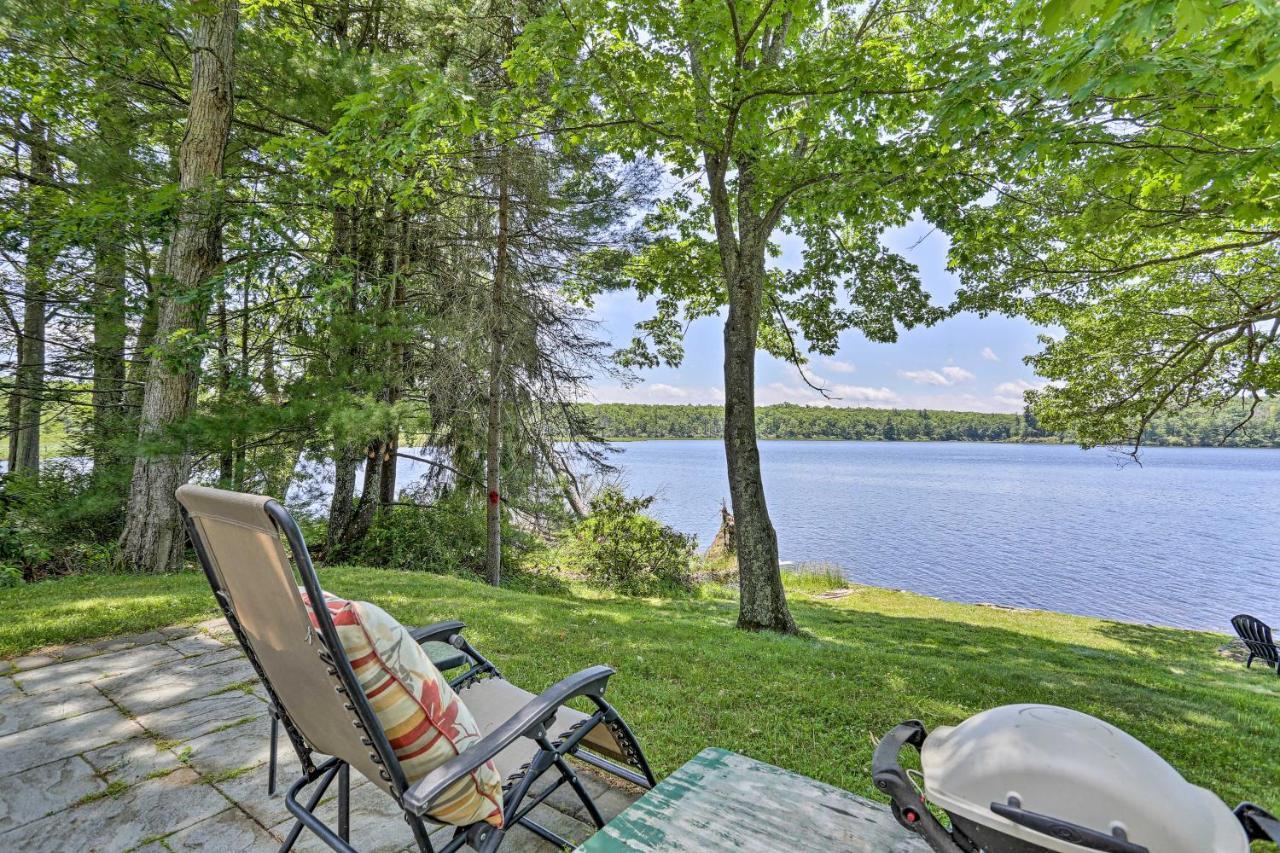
[871,721,968,853]
[988,802,1149,853]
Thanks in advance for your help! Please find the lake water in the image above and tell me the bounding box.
[602,440,1280,632]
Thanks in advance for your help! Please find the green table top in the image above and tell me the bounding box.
[577,747,930,852]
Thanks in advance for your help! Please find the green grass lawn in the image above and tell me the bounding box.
[3,567,1277,815]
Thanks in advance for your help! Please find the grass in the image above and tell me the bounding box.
[3,566,1278,815]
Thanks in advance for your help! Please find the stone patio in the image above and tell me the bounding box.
[0,620,635,852]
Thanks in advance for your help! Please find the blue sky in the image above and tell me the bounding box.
[585,218,1048,413]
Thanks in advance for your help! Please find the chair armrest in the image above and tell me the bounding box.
[401,664,615,815]
[409,620,466,645]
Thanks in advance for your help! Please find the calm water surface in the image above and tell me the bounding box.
[606,440,1280,632]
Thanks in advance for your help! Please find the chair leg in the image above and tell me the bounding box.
[338,764,350,842]
[281,763,340,853]
[268,711,280,796]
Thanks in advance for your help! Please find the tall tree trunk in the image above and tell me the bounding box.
[91,233,127,478]
[14,118,55,476]
[484,147,510,587]
[702,143,796,633]
[118,0,238,572]
[723,256,796,633]
[88,85,131,482]
[216,292,233,483]
[7,334,23,471]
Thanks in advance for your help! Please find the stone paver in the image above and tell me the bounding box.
[0,704,145,774]
[0,678,113,736]
[0,755,105,833]
[167,632,234,658]
[84,736,185,786]
[0,625,649,852]
[14,643,184,694]
[0,768,229,853]
[106,655,257,718]
[168,807,280,852]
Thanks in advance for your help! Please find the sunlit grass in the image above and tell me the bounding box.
[2,565,1277,814]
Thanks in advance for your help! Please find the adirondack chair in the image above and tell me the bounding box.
[176,485,656,853]
[1231,614,1280,675]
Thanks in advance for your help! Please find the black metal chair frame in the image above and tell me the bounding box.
[1231,614,1280,675]
[181,499,657,853]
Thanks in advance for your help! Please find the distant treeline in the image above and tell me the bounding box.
[579,402,1280,448]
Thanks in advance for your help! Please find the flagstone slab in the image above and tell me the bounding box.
[99,654,255,717]
[83,735,185,786]
[211,749,306,829]
[136,690,267,743]
[0,675,17,700]
[0,768,229,853]
[0,679,113,736]
[167,632,235,658]
[0,755,105,833]
[11,653,58,672]
[0,704,144,775]
[15,643,185,694]
[180,714,275,776]
[166,806,280,852]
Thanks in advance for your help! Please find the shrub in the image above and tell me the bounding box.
[354,487,526,578]
[0,464,124,580]
[558,488,694,595]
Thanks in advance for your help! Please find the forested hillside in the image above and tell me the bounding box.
[581,403,1280,448]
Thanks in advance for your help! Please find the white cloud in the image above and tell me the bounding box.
[832,385,900,403]
[648,383,689,398]
[821,358,857,374]
[941,366,975,383]
[899,369,951,386]
[992,379,1046,410]
[981,347,999,362]
[994,379,1042,395]
[755,382,900,407]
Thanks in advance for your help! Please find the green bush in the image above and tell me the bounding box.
[0,464,124,580]
[354,487,524,578]
[557,488,695,595]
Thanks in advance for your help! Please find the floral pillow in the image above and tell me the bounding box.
[303,590,504,828]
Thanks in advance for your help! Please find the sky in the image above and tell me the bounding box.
[584,218,1048,414]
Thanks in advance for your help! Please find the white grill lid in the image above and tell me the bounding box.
[920,704,1248,853]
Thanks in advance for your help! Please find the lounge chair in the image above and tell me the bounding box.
[176,485,656,853]
[1231,614,1280,675]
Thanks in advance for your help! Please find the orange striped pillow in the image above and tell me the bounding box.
[303,591,504,828]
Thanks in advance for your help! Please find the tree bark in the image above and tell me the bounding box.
[118,0,238,572]
[723,258,796,633]
[7,334,22,471]
[484,145,511,587]
[14,118,55,476]
[91,232,127,478]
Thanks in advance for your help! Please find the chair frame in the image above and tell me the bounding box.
[1231,614,1280,675]
[181,497,656,853]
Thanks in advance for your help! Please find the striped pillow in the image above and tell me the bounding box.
[303,590,504,828]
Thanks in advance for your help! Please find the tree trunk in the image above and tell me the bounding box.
[326,448,360,549]
[91,232,128,478]
[484,146,510,587]
[7,334,22,471]
[14,118,55,476]
[216,292,233,484]
[118,0,238,572]
[723,257,796,633]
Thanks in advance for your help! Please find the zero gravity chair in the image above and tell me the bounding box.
[176,485,656,853]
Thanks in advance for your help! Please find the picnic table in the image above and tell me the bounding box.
[577,747,930,852]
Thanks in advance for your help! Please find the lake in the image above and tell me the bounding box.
[602,440,1280,632]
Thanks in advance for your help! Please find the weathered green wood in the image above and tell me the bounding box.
[577,748,931,852]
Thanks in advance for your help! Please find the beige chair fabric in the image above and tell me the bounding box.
[175,485,392,795]
[458,676,629,780]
